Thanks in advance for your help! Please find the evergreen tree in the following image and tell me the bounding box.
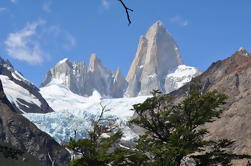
[130,90,250,166]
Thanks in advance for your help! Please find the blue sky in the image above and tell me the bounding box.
[0,0,251,85]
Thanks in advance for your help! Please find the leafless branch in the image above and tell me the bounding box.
[47,152,55,166]
[118,0,133,25]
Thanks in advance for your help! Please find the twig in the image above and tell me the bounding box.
[47,152,55,166]
[118,0,133,25]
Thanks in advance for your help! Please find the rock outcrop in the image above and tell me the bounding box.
[0,80,70,166]
[0,57,53,113]
[125,21,200,97]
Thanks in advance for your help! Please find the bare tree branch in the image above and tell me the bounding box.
[118,0,133,25]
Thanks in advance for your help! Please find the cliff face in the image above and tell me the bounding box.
[168,48,251,164]
[0,80,70,166]
[125,21,200,97]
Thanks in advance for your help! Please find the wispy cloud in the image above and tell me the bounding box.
[46,25,76,50]
[9,0,17,4]
[63,33,76,50]
[42,1,52,13]
[170,16,189,27]
[5,20,47,64]
[101,0,110,9]
[0,8,8,12]
[5,19,76,64]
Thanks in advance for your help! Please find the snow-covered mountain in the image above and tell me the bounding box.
[125,21,201,96]
[41,54,127,98]
[0,57,53,113]
[41,21,200,98]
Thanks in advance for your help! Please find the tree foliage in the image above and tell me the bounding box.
[130,90,251,166]
[66,104,140,166]
[0,143,24,160]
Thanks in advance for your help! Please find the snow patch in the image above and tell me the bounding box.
[58,58,69,65]
[165,65,201,92]
[0,75,41,112]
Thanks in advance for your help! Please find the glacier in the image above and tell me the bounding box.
[24,81,149,143]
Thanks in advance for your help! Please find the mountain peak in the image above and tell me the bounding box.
[88,53,102,72]
[57,58,70,65]
[237,47,249,56]
[114,68,122,79]
[151,20,164,29]
[125,21,191,96]
[145,21,167,40]
[59,58,69,63]
[239,47,246,51]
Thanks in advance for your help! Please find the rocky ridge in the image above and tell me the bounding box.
[167,48,251,164]
[0,57,53,113]
[41,54,127,98]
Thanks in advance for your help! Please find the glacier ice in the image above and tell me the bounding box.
[24,82,149,143]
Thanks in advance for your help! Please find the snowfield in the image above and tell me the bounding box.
[24,81,149,143]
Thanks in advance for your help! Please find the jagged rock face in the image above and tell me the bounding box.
[125,21,200,97]
[0,80,70,166]
[84,54,114,96]
[168,48,251,165]
[41,58,87,95]
[41,54,127,98]
[111,68,128,98]
[0,57,53,113]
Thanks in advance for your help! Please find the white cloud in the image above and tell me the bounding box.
[5,20,47,64]
[170,16,189,27]
[0,8,8,12]
[42,1,52,13]
[101,0,110,9]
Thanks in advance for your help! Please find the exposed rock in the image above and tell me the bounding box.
[125,21,200,97]
[0,57,53,113]
[0,80,70,166]
[84,53,115,97]
[167,48,251,165]
[111,68,128,98]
